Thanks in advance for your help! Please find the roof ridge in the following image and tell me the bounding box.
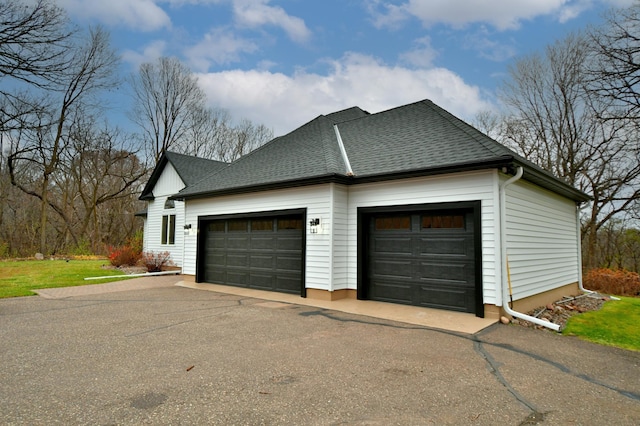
[419,100,509,157]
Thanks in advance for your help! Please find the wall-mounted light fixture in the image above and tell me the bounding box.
[309,218,321,234]
[184,224,192,230]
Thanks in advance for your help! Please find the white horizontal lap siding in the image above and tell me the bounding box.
[144,197,185,267]
[347,170,499,303]
[331,184,349,291]
[505,179,578,300]
[144,163,186,267]
[183,185,332,291]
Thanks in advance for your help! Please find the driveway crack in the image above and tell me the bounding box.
[473,339,545,424]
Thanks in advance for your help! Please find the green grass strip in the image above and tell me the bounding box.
[563,296,640,352]
[0,259,130,298]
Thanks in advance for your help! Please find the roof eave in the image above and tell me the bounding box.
[168,155,589,203]
[513,160,591,203]
[351,156,515,185]
[171,173,354,200]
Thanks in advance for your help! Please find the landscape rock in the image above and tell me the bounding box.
[517,294,608,332]
[34,253,44,260]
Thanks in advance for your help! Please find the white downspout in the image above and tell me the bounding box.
[576,203,593,294]
[500,167,560,331]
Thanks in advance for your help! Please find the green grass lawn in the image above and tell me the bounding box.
[0,259,130,298]
[563,296,640,352]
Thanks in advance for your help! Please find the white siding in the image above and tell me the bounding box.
[184,185,333,290]
[143,163,186,267]
[347,170,500,304]
[331,184,349,291]
[505,178,579,300]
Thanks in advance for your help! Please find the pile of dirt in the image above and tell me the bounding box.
[511,293,610,331]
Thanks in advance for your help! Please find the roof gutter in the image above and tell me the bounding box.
[500,166,560,332]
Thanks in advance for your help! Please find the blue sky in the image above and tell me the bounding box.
[56,0,633,136]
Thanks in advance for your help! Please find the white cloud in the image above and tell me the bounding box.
[196,53,493,135]
[232,0,312,43]
[58,0,171,31]
[185,28,258,71]
[122,40,167,68]
[370,0,588,31]
[399,36,439,67]
[464,27,517,62]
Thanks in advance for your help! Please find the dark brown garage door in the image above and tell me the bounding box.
[363,206,479,314]
[200,214,304,295]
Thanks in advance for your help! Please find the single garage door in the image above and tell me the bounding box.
[364,207,479,314]
[200,214,304,295]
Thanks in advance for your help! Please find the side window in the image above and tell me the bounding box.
[162,214,176,245]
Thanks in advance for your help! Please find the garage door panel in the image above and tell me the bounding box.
[227,236,249,249]
[202,214,303,295]
[371,237,413,255]
[250,254,274,269]
[276,236,302,251]
[418,261,471,281]
[251,237,276,250]
[370,281,413,304]
[417,286,469,311]
[276,255,302,271]
[226,270,249,286]
[249,273,275,289]
[226,254,248,267]
[371,259,412,278]
[275,276,302,294]
[418,237,469,256]
[207,236,226,249]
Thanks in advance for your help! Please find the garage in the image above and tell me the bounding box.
[197,211,305,296]
[359,202,482,315]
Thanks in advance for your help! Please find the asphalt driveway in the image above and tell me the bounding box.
[1,278,639,425]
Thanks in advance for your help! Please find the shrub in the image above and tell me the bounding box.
[141,251,173,272]
[583,268,640,297]
[128,230,143,257]
[107,245,141,267]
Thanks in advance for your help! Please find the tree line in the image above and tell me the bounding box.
[0,0,271,257]
[475,4,640,272]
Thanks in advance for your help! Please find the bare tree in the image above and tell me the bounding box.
[182,106,232,159]
[130,57,206,163]
[215,119,272,162]
[588,3,640,121]
[0,0,74,130]
[7,27,120,254]
[496,32,640,268]
[130,56,274,163]
[65,120,147,253]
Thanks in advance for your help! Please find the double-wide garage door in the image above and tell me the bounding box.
[200,214,304,295]
[364,206,479,314]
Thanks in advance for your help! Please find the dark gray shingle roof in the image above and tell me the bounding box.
[165,151,227,186]
[139,151,228,200]
[174,99,588,202]
[177,107,370,197]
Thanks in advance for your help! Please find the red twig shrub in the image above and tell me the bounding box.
[141,251,173,272]
[583,268,640,297]
[107,245,142,267]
